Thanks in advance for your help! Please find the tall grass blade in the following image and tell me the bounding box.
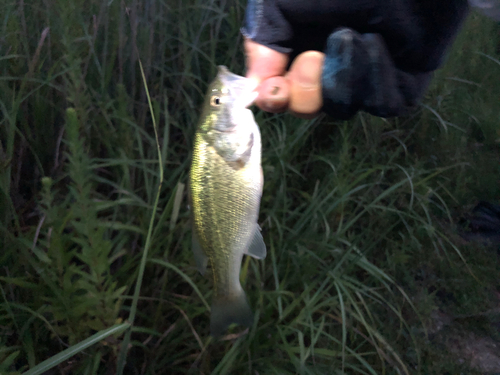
[22,323,130,375]
[116,55,164,374]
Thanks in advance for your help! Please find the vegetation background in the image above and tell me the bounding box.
[1,0,499,374]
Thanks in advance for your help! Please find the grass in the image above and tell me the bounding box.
[1,1,500,374]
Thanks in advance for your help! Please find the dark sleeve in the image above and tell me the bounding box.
[242,0,470,119]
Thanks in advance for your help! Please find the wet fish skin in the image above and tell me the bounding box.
[189,66,266,337]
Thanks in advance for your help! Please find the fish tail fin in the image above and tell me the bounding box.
[210,290,253,337]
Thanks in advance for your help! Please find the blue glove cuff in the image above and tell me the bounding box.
[321,28,432,119]
[321,28,371,120]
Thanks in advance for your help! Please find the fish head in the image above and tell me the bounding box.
[200,66,258,134]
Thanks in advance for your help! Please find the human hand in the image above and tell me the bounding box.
[245,38,324,119]
[242,0,469,120]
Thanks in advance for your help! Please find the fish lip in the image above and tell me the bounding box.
[218,65,258,108]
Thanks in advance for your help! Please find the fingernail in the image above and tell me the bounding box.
[262,85,286,109]
[269,85,281,96]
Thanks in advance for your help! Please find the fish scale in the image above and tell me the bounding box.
[191,131,258,295]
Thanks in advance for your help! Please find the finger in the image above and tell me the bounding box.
[254,76,290,113]
[244,38,289,84]
[287,51,325,119]
[244,38,291,112]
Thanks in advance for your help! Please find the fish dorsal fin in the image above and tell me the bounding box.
[192,230,208,275]
[245,225,267,259]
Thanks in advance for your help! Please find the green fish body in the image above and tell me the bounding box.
[190,66,266,337]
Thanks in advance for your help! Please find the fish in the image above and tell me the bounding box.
[189,66,267,337]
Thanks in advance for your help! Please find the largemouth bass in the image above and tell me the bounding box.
[189,66,266,337]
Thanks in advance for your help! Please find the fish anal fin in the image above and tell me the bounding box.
[245,225,267,260]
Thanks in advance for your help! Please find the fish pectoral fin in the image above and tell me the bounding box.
[192,230,208,275]
[245,225,267,260]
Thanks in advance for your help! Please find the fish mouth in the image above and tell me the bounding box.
[218,66,259,108]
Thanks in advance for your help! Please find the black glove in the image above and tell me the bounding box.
[242,0,469,119]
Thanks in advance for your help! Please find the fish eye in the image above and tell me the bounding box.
[210,96,221,107]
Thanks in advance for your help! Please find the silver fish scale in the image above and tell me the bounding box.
[191,132,260,298]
